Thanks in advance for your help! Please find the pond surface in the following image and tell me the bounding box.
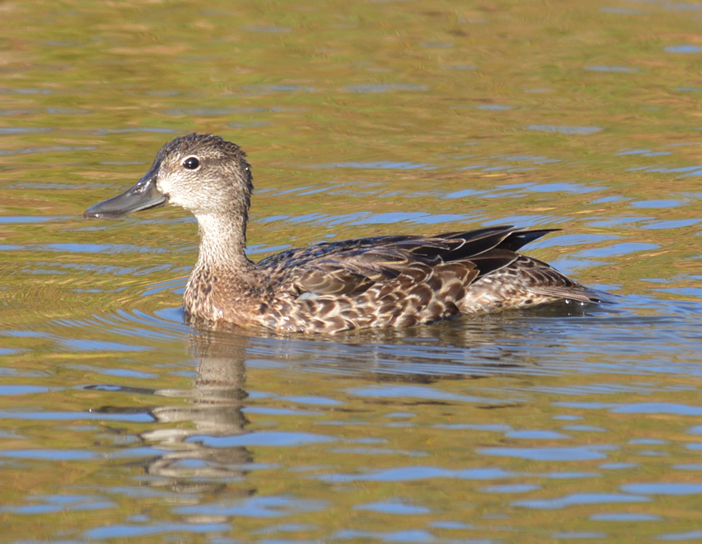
[2,0,702,542]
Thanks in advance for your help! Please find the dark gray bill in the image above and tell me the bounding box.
[84,164,167,219]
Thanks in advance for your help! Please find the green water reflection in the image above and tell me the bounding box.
[1,0,702,542]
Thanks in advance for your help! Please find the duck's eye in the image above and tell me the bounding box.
[183,157,200,170]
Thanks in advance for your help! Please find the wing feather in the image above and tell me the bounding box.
[256,226,597,304]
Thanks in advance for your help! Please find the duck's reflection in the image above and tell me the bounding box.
[141,326,252,486]
[90,324,254,490]
[88,300,601,488]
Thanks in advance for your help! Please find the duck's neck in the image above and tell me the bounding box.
[194,212,253,270]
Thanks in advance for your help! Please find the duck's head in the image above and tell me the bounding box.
[84,133,253,220]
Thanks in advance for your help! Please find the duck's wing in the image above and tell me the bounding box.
[257,225,551,268]
[257,226,559,297]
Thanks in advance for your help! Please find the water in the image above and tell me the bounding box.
[2,0,702,541]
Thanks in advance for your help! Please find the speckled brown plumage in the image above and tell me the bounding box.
[85,133,606,334]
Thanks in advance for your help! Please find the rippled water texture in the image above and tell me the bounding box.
[2,0,702,542]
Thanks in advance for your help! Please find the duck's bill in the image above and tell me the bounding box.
[84,166,167,219]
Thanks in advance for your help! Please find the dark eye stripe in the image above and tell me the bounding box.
[183,157,200,170]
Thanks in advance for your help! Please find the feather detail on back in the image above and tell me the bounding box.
[245,226,604,333]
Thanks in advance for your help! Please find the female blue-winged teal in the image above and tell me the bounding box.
[85,133,604,333]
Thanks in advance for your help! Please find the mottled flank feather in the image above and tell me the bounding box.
[86,133,606,334]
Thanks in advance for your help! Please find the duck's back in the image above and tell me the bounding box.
[251,226,602,333]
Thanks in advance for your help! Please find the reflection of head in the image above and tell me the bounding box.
[139,328,252,485]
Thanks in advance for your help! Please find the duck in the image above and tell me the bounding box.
[84,133,605,334]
